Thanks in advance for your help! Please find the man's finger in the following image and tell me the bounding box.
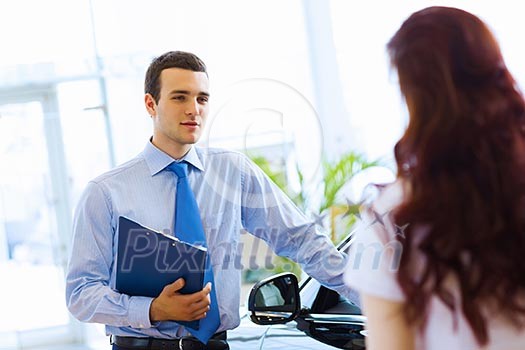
[199,282,212,298]
[191,308,209,320]
[179,284,212,304]
[191,305,210,316]
[163,278,185,294]
[188,297,210,313]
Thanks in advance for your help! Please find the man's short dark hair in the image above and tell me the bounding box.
[144,51,207,103]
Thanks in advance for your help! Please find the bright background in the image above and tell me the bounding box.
[1,0,524,348]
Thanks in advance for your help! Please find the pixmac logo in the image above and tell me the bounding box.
[119,229,205,273]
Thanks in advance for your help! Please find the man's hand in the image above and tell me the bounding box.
[149,278,212,322]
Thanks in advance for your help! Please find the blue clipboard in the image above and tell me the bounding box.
[116,216,207,329]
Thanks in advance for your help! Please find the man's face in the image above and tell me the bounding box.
[145,68,209,155]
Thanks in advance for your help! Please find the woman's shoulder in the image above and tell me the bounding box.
[360,180,405,220]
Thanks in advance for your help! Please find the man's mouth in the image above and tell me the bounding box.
[180,121,200,126]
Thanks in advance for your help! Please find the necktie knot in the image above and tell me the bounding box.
[167,161,188,179]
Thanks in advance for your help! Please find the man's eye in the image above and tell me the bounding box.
[198,97,209,104]
[172,96,185,101]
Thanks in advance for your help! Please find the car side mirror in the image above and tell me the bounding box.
[248,272,301,325]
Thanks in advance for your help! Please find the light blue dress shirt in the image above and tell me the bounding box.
[66,141,355,339]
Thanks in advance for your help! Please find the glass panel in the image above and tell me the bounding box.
[0,0,94,66]
[57,80,112,205]
[0,101,69,341]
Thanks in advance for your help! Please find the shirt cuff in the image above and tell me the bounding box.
[128,296,155,329]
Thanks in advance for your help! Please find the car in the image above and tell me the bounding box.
[227,233,367,349]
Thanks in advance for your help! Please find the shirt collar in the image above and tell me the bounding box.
[142,140,204,176]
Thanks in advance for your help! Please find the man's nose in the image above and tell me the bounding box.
[185,99,200,116]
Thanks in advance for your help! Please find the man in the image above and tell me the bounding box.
[66,51,358,350]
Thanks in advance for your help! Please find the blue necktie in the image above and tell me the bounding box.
[167,161,220,344]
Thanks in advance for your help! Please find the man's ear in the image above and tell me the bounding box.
[145,93,157,116]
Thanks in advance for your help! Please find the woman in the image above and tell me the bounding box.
[345,6,525,350]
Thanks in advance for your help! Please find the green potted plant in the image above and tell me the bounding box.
[247,151,379,276]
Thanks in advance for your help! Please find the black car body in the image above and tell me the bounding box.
[228,234,367,349]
